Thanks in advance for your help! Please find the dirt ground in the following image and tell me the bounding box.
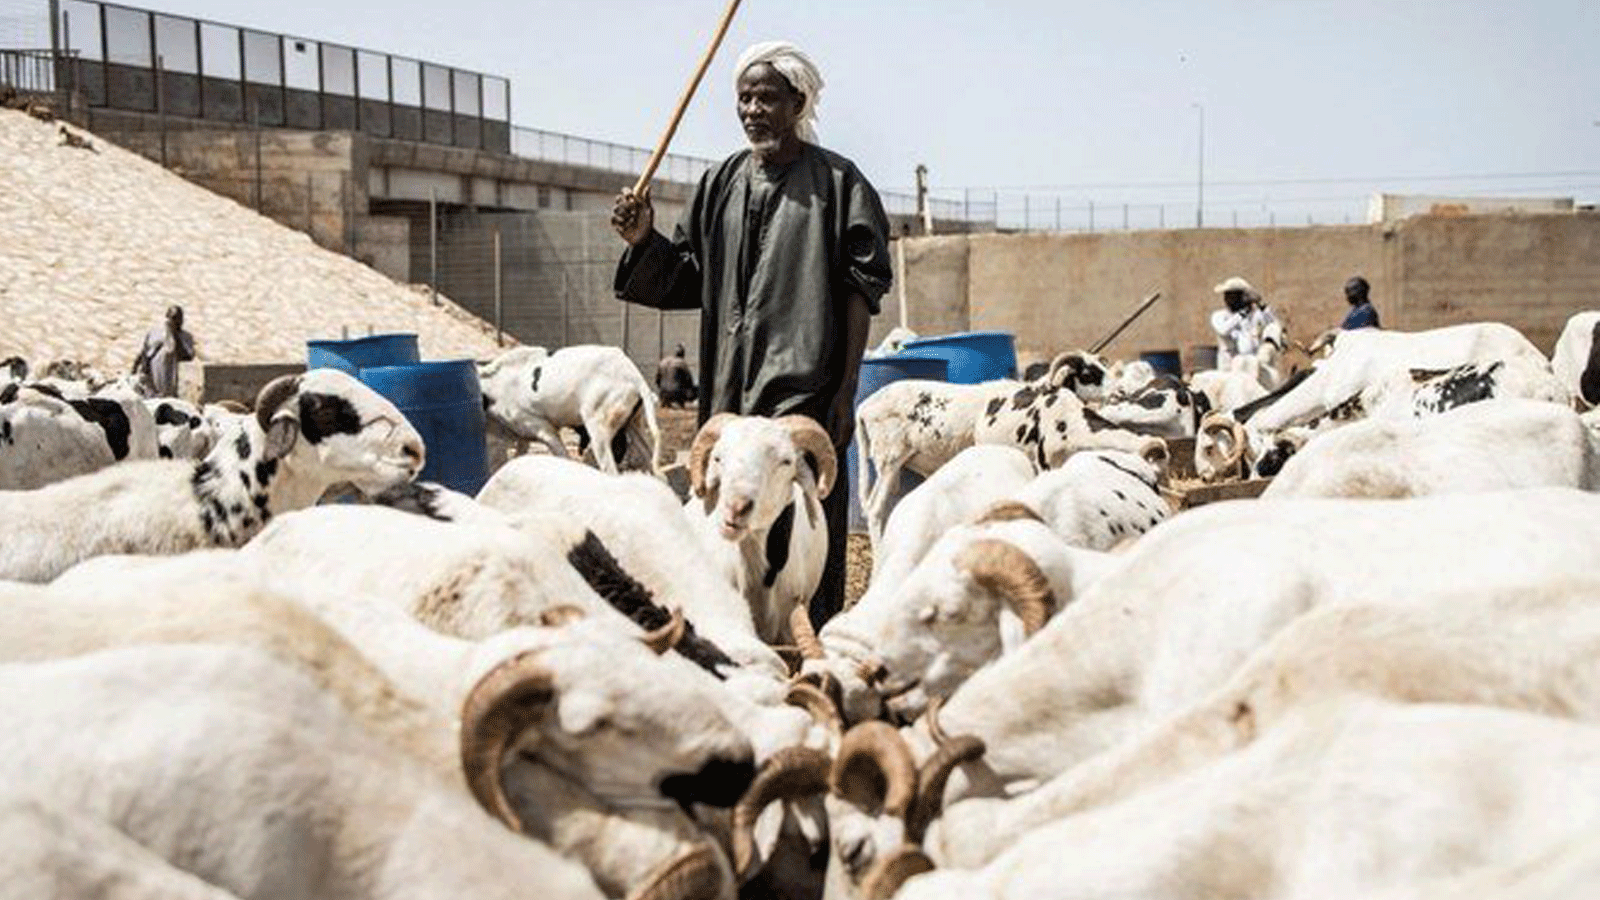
[656,405,700,465]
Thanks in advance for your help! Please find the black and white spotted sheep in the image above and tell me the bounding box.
[0,369,424,582]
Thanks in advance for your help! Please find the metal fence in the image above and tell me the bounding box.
[421,206,699,369]
[52,0,510,150]
[509,123,976,225]
[0,46,57,91]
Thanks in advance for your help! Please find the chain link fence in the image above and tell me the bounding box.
[409,205,699,372]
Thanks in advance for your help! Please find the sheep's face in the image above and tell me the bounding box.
[825,792,907,884]
[147,399,215,461]
[475,347,550,439]
[703,418,813,542]
[872,540,1019,724]
[1051,352,1111,403]
[283,369,425,494]
[498,623,756,811]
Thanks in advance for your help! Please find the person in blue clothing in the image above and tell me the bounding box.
[1341,276,1381,330]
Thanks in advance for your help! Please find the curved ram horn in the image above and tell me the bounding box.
[687,412,737,499]
[625,842,727,900]
[973,500,1044,525]
[537,604,587,628]
[830,721,918,819]
[785,680,844,739]
[954,539,1056,636]
[458,650,557,833]
[924,696,951,747]
[789,604,825,661]
[1199,412,1247,481]
[858,845,935,900]
[1140,437,1170,468]
[906,738,986,843]
[253,375,300,430]
[639,606,685,656]
[730,746,832,879]
[777,415,838,500]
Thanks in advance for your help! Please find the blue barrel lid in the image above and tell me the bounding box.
[306,331,421,351]
[902,330,1015,349]
[358,359,483,408]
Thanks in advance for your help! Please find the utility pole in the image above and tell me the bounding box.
[914,164,933,235]
[1193,102,1205,228]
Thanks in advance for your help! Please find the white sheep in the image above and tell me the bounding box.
[475,456,791,681]
[1008,449,1169,549]
[895,699,1600,900]
[0,643,611,900]
[478,344,663,473]
[684,413,838,646]
[0,369,424,582]
[145,396,218,460]
[1550,309,1600,410]
[925,576,1600,870]
[868,444,1037,584]
[855,379,1021,545]
[1263,397,1600,499]
[810,488,1600,888]
[41,551,758,900]
[811,510,1118,726]
[0,791,247,900]
[0,381,159,488]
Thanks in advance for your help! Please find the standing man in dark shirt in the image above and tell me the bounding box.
[1341,275,1382,330]
[610,41,892,627]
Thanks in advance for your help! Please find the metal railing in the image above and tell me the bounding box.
[511,125,713,187]
[0,47,63,92]
[55,0,510,150]
[509,123,974,224]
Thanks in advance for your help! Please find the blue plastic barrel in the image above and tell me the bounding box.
[896,331,1017,384]
[847,355,950,534]
[1140,349,1183,379]
[307,333,420,377]
[358,360,490,495]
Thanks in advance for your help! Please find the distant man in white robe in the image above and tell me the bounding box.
[132,305,195,398]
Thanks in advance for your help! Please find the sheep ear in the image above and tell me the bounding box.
[556,690,606,736]
[262,415,299,460]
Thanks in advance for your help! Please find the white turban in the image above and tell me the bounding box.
[733,41,824,143]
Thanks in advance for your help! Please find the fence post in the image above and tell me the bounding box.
[493,227,503,346]
[561,270,570,346]
[429,188,438,305]
[304,172,313,236]
[1123,204,1129,230]
[1089,200,1095,233]
[61,10,75,116]
[252,98,262,210]
[155,55,166,167]
[621,289,631,358]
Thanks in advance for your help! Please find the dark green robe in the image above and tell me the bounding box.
[614,143,893,427]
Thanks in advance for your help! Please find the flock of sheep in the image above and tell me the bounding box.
[0,308,1598,900]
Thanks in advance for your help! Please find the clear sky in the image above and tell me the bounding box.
[47,0,1600,227]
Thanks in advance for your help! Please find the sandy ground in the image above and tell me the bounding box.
[0,109,504,399]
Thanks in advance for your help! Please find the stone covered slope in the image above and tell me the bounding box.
[0,109,505,387]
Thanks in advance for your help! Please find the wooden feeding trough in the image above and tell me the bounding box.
[1161,477,1273,511]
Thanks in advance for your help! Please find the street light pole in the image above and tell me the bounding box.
[1193,102,1205,228]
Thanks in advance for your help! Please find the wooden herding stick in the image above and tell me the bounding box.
[1090,291,1163,355]
[631,0,746,196]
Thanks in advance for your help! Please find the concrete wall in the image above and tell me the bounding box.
[898,213,1600,366]
[104,127,364,255]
